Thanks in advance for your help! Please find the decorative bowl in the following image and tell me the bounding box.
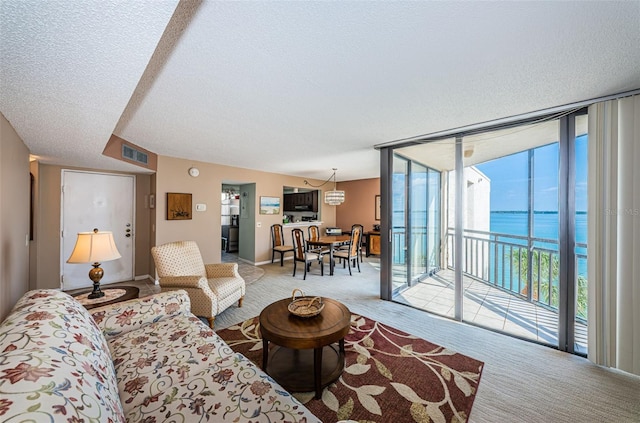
[288,288,324,318]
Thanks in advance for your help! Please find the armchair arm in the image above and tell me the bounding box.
[205,262,240,278]
[158,275,209,289]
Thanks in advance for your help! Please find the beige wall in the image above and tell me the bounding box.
[0,113,31,321]
[34,164,153,290]
[154,156,337,265]
[336,178,380,233]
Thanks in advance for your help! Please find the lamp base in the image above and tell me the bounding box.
[87,263,105,299]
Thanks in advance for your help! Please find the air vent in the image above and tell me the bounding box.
[122,144,148,165]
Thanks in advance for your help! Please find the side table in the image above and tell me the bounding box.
[70,286,139,310]
[259,297,351,399]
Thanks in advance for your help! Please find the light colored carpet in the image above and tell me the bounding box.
[213,257,640,423]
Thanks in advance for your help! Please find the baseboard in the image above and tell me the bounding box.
[135,274,157,284]
[255,255,294,266]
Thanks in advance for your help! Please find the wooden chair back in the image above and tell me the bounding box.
[271,224,285,247]
[308,225,321,242]
[348,225,362,257]
[292,228,306,261]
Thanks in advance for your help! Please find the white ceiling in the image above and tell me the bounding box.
[1,1,639,182]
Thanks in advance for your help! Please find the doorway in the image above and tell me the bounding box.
[221,184,240,256]
[61,170,135,290]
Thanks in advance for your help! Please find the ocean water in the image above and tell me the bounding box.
[490,211,587,244]
[491,211,587,277]
[392,210,588,277]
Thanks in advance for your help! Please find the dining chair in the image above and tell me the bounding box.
[271,224,294,266]
[336,224,364,262]
[332,225,362,275]
[291,228,324,279]
[308,225,330,254]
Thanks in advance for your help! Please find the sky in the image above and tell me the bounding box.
[475,134,588,212]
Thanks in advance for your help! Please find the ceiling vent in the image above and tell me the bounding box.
[122,144,148,165]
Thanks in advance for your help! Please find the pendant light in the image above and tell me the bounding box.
[304,168,345,206]
[324,168,345,205]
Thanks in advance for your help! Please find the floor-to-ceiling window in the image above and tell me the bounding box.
[392,156,408,293]
[383,110,588,355]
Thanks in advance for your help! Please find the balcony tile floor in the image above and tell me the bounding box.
[394,268,587,351]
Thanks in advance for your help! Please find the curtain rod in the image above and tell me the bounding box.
[374,88,640,150]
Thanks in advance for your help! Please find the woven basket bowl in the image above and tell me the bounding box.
[288,288,324,317]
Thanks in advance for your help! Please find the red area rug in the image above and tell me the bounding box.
[217,314,484,422]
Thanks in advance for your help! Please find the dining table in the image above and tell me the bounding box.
[306,235,350,276]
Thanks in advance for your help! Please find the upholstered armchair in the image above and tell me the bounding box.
[151,240,245,328]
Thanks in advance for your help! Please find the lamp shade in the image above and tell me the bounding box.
[324,189,345,205]
[67,229,121,264]
[323,168,345,206]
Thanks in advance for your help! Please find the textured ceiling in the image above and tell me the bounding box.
[1,1,639,182]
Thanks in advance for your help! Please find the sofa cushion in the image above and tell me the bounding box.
[90,289,191,340]
[105,308,318,422]
[0,290,125,422]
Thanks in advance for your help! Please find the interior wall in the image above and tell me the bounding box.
[0,113,31,321]
[238,183,256,262]
[336,178,380,233]
[35,164,153,290]
[154,155,337,265]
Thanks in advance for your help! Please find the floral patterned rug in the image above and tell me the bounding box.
[216,314,484,423]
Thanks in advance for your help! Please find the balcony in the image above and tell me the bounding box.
[390,228,588,351]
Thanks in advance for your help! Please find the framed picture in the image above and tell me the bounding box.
[260,196,281,215]
[167,192,192,220]
[375,195,381,220]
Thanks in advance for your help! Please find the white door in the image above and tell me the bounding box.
[61,170,135,290]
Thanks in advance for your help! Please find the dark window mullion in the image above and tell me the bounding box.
[558,114,577,352]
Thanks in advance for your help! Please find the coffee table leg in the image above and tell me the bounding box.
[314,347,322,399]
[262,339,269,371]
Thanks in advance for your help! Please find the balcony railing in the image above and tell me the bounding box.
[391,227,588,322]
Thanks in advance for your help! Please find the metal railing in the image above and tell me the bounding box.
[391,226,588,320]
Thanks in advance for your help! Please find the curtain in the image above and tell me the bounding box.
[587,94,640,376]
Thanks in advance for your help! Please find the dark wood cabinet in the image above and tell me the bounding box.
[366,231,381,256]
[283,190,318,212]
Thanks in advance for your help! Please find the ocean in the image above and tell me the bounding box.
[490,211,587,244]
[491,211,587,277]
[392,210,588,277]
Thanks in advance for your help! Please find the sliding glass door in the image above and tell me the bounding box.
[383,110,588,355]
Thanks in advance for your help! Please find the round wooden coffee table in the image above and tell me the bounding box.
[259,297,351,399]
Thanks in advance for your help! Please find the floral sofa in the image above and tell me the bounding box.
[0,289,320,422]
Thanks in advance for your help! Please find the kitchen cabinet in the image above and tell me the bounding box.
[366,231,381,256]
[283,190,318,212]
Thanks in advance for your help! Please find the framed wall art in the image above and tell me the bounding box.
[375,195,381,220]
[167,192,192,220]
[260,196,281,215]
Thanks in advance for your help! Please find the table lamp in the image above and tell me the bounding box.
[67,228,121,299]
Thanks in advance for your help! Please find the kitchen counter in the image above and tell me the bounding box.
[283,221,323,227]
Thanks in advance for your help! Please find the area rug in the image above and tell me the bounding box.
[216,314,484,423]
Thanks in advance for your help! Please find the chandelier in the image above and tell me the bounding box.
[304,168,345,206]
